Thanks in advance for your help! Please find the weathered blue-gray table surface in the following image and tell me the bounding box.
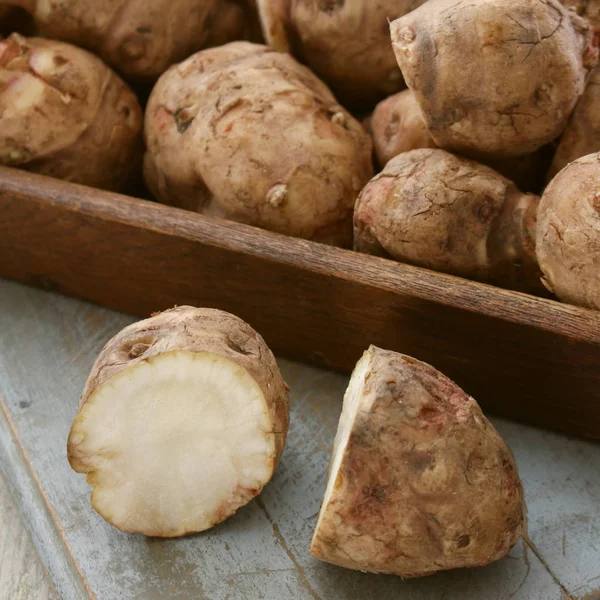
[0,279,598,600]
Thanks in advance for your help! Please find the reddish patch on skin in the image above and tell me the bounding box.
[0,39,23,67]
[419,404,440,420]
[154,106,171,133]
[505,473,519,496]
[225,123,234,133]
[417,404,447,431]
[375,179,395,196]
[0,76,18,93]
[215,506,229,523]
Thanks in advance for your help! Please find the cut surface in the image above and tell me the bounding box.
[68,350,275,537]
[314,351,370,535]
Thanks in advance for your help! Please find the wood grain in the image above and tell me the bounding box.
[0,474,56,600]
[1,166,600,438]
[3,280,599,600]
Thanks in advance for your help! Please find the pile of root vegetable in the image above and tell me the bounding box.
[7,0,598,577]
[2,0,600,309]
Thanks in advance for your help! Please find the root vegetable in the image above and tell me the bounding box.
[390,0,598,159]
[311,346,524,577]
[548,66,600,179]
[144,42,373,247]
[258,0,427,108]
[561,0,600,31]
[367,90,553,193]
[537,152,600,309]
[67,306,290,537]
[0,34,142,191]
[367,89,437,168]
[3,0,257,80]
[354,149,544,294]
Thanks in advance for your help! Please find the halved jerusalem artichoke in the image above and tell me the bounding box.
[311,346,525,577]
[67,306,290,537]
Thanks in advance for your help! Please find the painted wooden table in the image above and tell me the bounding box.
[0,278,599,600]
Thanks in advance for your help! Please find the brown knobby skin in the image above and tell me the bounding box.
[390,0,598,159]
[311,346,525,577]
[257,0,427,108]
[368,89,437,168]
[537,153,600,310]
[144,42,373,247]
[354,149,544,294]
[548,66,600,180]
[3,0,258,80]
[0,34,142,191]
[67,306,290,537]
[560,0,600,31]
[367,90,552,192]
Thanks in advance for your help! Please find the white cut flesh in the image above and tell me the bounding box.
[69,350,275,536]
[314,351,372,534]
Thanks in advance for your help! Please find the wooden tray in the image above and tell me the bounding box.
[3,281,599,600]
[1,165,599,438]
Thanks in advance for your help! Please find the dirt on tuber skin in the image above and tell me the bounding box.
[537,152,600,310]
[258,0,427,109]
[548,66,600,180]
[67,306,290,537]
[390,0,598,160]
[354,149,545,294]
[2,0,259,81]
[144,41,373,247]
[310,345,525,577]
[0,34,143,191]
